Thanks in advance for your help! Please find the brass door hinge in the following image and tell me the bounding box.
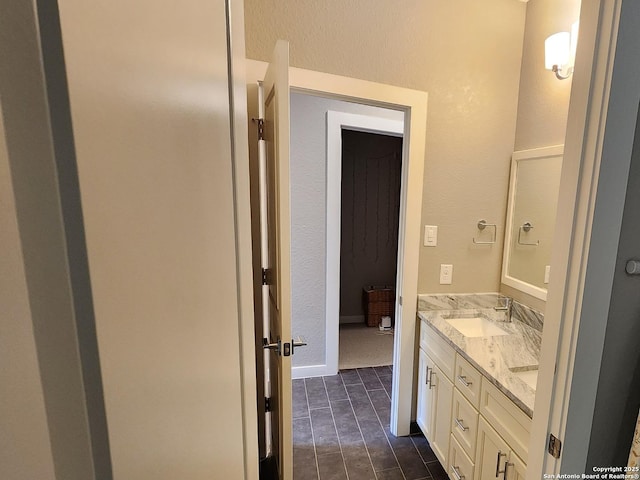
[548,433,562,458]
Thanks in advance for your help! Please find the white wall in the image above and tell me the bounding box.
[290,93,403,369]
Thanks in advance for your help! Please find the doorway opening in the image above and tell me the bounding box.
[287,99,412,478]
[338,129,403,370]
[247,58,428,451]
[288,92,405,380]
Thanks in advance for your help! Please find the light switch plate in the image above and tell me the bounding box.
[544,265,551,284]
[440,264,453,284]
[424,225,438,247]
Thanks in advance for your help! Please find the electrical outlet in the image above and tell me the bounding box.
[424,225,438,247]
[440,264,453,284]
[544,265,551,284]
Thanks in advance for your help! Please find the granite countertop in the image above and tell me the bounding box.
[417,307,542,418]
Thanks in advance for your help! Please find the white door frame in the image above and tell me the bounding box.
[247,60,428,437]
[325,111,404,376]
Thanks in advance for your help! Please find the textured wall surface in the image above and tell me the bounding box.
[245,0,527,295]
[290,92,403,367]
[513,0,582,151]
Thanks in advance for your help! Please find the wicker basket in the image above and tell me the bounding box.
[363,286,395,327]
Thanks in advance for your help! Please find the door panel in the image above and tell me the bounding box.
[58,0,248,477]
[262,40,292,480]
[448,436,475,480]
[416,348,430,435]
[432,363,453,467]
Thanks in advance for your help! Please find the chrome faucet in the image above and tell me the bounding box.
[493,297,512,321]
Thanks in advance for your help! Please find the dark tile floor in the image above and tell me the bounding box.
[293,366,449,480]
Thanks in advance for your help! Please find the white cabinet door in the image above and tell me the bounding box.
[475,412,528,480]
[417,348,431,436]
[475,417,510,480]
[431,362,453,467]
[417,348,453,467]
[449,435,475,480]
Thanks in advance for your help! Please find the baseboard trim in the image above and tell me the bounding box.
[292,364,334,379]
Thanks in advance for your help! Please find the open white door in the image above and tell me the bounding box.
[259,40,293,480]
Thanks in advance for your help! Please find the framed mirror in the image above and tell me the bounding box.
[502,145,563,300]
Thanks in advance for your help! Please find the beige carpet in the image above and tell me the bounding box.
[338,323,394,370]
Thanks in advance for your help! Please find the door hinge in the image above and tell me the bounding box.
[261,268,271,285]
[265,397,272,412]
[253,117,265,141]
[548,433,562,459]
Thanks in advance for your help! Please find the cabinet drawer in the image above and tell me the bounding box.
[479,378,531,463]
[454,354,482,409]
[421,321,455,381]
[451,389,479,458]
[448,435,474,480]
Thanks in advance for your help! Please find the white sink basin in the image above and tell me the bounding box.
[445,317,510,338]
[510,368,539,389]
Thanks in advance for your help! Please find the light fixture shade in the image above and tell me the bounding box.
[545,31,571,70]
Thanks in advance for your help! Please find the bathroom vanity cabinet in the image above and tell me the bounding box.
[417,319,532,480]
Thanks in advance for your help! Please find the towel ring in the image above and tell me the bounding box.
[517,222,539,246]
[473,220,496,244]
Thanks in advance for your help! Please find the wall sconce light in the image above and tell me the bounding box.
[545,21,579,80]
